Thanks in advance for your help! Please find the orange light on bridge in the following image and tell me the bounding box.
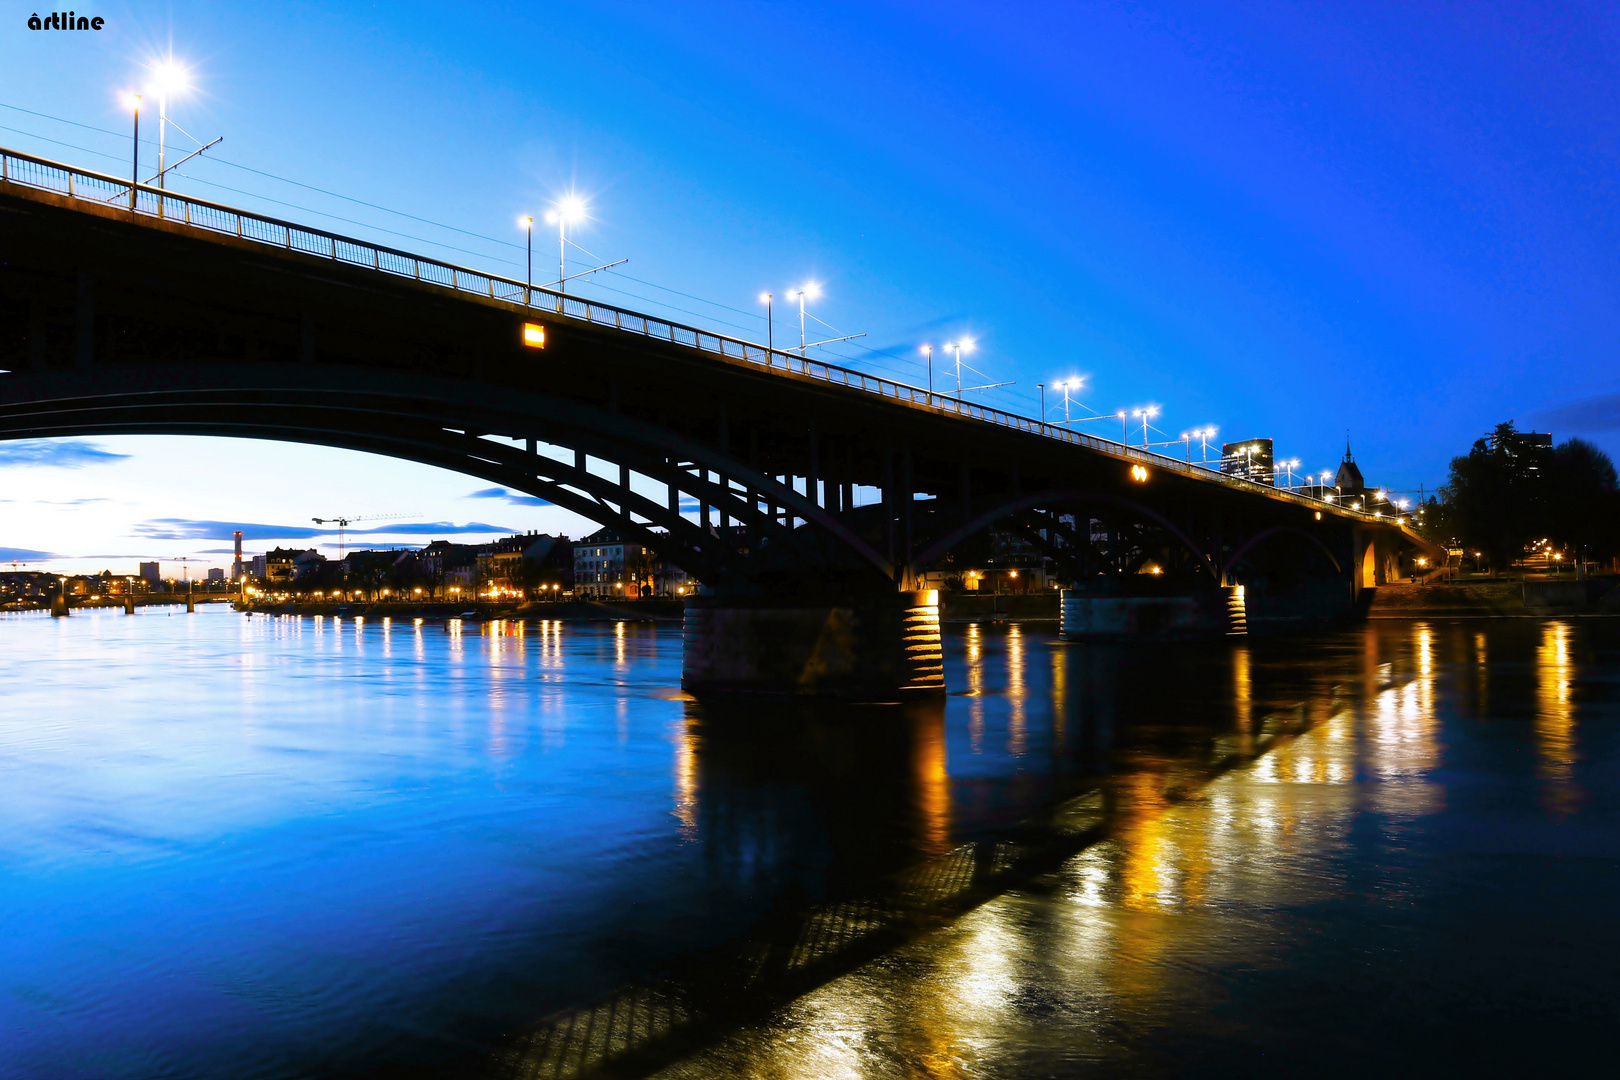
[522,322,546,348]
[1314,511,1322,520]
[1129,464,1148,482]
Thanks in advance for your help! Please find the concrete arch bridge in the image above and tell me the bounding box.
[0,149,1439,696]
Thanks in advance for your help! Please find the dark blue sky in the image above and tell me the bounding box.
[5,0,1619,559]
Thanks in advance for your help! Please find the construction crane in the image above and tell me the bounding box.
[311,513,419,559]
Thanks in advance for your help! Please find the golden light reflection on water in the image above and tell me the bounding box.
[673,717,699,841]
[1535,621,1581,816]
[651,625,1475,1080]
[1006,625,1026,758]
[965,624,984,754]
[912,707,952,857]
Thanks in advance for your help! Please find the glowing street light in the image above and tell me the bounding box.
[545,194,588,293]
[760,293,774,359]
[1131,405,1160,447]
[947,337,975,396]
[1277,457,1302,488]
[1054,376,1084,427]
[788,282,821,354]
[147,58,189,190]
[922,343,934,394]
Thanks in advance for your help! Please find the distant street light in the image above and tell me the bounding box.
[545,194,587,293]
[1278,457,1302,488]
[760,293,774,359]
[1036,382,1045,423]
[518,215,534,302]
[922,344,934,394]
[1055,376,1085,427]
[1119,411,1129,444]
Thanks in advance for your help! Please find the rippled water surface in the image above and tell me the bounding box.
[2,608,1617,1078]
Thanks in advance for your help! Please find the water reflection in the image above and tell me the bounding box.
[653,620,1617,1079]
[1535,621,1581,816]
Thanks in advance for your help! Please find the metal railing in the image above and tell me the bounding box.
[1,145,1399,526]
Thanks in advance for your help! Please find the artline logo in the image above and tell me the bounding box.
[27,11,106,30]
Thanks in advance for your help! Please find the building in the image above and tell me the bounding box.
[1221,439,1275,486]
[572,527,680,597]
[206,567,226,581]
[139,561,161,585]
[264,547,323,588]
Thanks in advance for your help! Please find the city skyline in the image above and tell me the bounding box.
[4,1,1617,570]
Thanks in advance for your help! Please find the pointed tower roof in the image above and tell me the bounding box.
[1335,436,1365,493]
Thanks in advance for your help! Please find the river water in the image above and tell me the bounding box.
[0,607,1616,1078]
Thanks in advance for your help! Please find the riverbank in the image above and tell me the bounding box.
[236,598,686,621]
[1368,577,1620,618]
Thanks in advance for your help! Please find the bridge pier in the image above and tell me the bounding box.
[1059,584,1243,641]
[682,591,944,698]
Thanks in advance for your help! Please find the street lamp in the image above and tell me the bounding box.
[788,282,821,354]
[760,293,774,361]
[947,337,975,396]
[1036,382,1045,423]
[518,215,534,302]
[148,58,189,190]
[1055,376,1084,427]
[545,194,587,293]
[922,344,934,394]
[1131,405,1160,447]
[1118,411,1129,444]
[121,91,141,209]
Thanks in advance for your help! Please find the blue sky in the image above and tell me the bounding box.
[4,1,1618,573]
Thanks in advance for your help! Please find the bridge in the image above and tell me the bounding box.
[0,148,1440,696]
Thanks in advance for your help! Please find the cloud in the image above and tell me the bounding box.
[132,519,516,542]
[1532,393,1620,433]
[0,440,131,467]
[467,486,553,508]
[36,498,112,506]
[0,547,54,562]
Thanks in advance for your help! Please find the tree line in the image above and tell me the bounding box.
[1423,421,1620,571]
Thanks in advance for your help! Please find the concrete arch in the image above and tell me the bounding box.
[1223,526,1344,578]
[911,488,1220,582]
[0,364,896,586]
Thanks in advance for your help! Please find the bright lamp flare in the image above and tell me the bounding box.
[550,194,587,224]
[518,215,534,229]
[759,292,772,303]
[149,59,190,96]
[122,91,142,110]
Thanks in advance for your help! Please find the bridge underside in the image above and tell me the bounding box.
[0,174,1440,694]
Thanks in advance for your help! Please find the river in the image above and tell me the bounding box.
[1,607,1615,1078]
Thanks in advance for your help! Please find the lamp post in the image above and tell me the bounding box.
[922,344,934,394]
[947,338,974,397]
[789,283,820,354]
[1118,411,1128,444]
[150,59,188,190]
[1056,377,1084,427]
[1036,382,1044,423]
[518,215,534,303]
[1132,405,1160,447]
[545,195,586,294]
[760,293,774,362]
[123,92,140,209]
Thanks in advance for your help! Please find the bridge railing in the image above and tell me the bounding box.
[3,146,1402,527]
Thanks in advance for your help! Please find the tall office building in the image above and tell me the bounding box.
[1220,438,1275,486]
[138,561,161,584]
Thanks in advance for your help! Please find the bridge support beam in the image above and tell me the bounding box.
[682,591,944,698]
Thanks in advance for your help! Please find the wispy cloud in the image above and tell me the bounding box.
[132,519,516,542]
[0,547,55,562]
[36,498,113,506]
[467,486,553,508]
[0,440,131,467]
[1533,393,1620,433]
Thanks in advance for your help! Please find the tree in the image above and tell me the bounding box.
[1438,422,1547,572]
[1436,422,1620,571]
[1550,437,1620,560]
